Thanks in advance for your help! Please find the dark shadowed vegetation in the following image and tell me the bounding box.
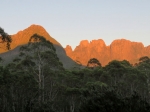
[0,34,150,112]
[0,27,12,50]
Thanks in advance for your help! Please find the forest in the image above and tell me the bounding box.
[0,28,150,112]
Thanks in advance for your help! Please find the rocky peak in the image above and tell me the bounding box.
[65,45,73,56]
[65,45,72,51]
[0,24,77,69]
[0,24,61,53]
[79,40,89,47]
[111,39,144,47]
[65,38,150,66]
[90,39,106,46]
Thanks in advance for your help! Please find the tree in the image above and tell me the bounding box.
[139,56,150,63]
[79,88,150,112]
[0,64,38,112]
[104,60,127,86]
[87,58,101,68]
[136,56,150,96]
[0,27,12,50]
[18,34,64,106]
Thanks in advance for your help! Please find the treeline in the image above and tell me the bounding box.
[0,33,150,112]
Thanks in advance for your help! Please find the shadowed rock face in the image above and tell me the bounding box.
[0,24,77,69]
[54,45,77,68]
[0,45,76,69]
[65,39,150,66]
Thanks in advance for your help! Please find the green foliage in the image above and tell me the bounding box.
[0,27,12,50]
[139,56,150,63]
[1,45,150,112]
[87,58,102,68]
[79,89,150,112]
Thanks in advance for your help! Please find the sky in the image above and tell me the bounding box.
[1,0,150,49]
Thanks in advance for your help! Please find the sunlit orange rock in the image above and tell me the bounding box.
[0,24,76,69]
[0,24,61,53]
[65,45,72,56]
[65,39,150,66]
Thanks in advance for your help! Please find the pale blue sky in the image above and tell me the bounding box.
[1,0,150,49]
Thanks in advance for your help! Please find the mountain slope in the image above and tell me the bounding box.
[0,24,77,69]
[65,39,150,66]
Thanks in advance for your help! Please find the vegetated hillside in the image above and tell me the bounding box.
[65,39,150,66]
[0,24,77,69]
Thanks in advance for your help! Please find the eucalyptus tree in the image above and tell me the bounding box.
[136,56,150,96]
[0,27,12,50]
[0,50,37,111]
[18,34,64,106]
[79,88,150,112]
[87,58,101,68]
[104,60,127,86]
[103,59,148,97]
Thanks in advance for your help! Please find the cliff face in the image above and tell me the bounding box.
[65,39,150,66]
[0,24,76,69]
[1,25,149,67]
[65,45,72,56]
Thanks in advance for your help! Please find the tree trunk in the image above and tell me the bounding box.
[38,64,42,106]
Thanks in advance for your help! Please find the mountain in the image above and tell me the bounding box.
[65,39,150,66]
[0,24,77,69]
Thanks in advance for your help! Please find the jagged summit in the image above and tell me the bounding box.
[1,25,149,67]
[65,39,150,66]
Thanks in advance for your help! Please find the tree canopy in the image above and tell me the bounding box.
[87,58,101,68]
[0,33,150,111]
[0,27,12,50]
